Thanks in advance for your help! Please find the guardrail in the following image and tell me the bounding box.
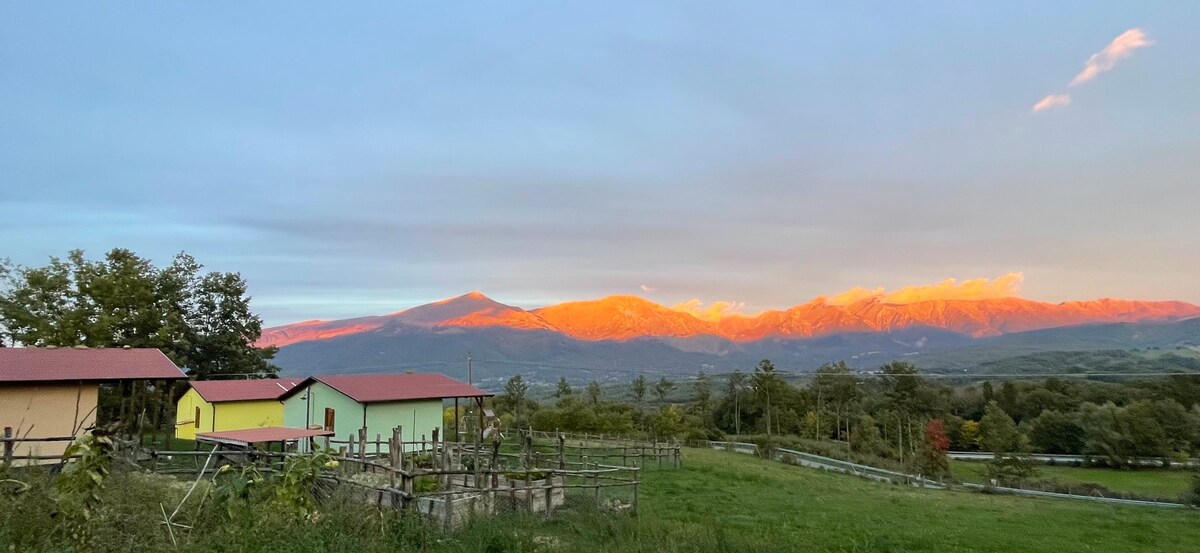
[706,440,1189,509]
[948,451,1200,467]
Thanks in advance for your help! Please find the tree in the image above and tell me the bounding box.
[850,414,886,457]
[914,419,951,479]
[586,380,602,405]
[998,381,1020,420]
[1026,410,1084,454]
[813,361,860,441]
[500,375,530,425]
[691,371,713,425]
[959,420,982,451]
[631,374,647,406]
[0,249,278,379]
[880,361,922,461]
[980,402,1035,482]
[752,359,785,436]
[554,377,573,400]
[726,370,747,436]
[654,377,675,403]
[654,404,684,438]
[981,381,995,403]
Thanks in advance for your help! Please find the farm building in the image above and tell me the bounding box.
[279,373,491,452]
[0,347,187,464]
[174,378,302,440]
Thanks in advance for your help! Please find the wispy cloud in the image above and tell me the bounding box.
[1032,28,1150,113]
[1069,28,1152,86]
[1032,94,1072,113]
[640,284,656,292]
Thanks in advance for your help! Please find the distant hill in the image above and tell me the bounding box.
[261,292,1200,348]
[270,317,1200,387]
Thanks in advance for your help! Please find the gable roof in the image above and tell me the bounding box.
[0,347,187,383]
[280,373,492,404]
[189,378,302,403]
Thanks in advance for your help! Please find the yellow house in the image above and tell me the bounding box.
[175,379,301,440]
[1,347,186,465]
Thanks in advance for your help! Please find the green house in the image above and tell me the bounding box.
[280,373,490,452]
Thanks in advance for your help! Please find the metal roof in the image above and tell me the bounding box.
[0,347,187,383]
[189,378,303,403]
[279,373,492,404]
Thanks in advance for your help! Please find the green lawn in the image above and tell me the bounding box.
[544,447,1200,552]
[951,459,1194,501]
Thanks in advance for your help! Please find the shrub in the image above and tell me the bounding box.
[1183,473,1200,507]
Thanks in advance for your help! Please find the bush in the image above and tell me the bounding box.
[1183,473,1200,507]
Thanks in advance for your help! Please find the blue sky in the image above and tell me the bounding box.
[2,2,1198,325]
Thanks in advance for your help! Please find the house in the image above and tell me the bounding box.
[174,379,302,440]
[0,347,187,464]
[279,373,491,452]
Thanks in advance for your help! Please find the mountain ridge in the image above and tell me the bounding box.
[258,292,1200,348]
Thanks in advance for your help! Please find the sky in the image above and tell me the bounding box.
[2,2,1199,326]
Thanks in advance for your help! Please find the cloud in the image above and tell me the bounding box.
[671,299,749,322]
[640,284,656,292]
[825,272,1024,306]
[1069,28,1152,86]
[1032,28,1150,114]
[1032,94,1072,112]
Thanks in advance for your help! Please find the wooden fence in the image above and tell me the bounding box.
[143,426,645,528]
[1,427,80,465]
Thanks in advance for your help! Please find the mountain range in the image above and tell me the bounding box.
[261,292,1200,383]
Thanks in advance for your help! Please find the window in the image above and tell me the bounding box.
[324,408,335,432]
[194,406,201,429]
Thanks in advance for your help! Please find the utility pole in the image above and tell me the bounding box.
[467,351,473,385]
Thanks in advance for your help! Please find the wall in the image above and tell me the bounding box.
[1,383,98,464]
[366,399,443,453]
[283,381,362,452]
[174,387,214,440]
[213,400,285,432]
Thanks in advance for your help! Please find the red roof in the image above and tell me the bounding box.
[0,347,187,383]
[196,426,334,446]
[280,373,492,403]
[189,379,303,403]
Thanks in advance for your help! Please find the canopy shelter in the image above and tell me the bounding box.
[195,426,333,449]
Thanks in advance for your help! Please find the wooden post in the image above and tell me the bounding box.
[397,425,406,470]
[337,446,348,476]
[375,433,382,457]
[3,427,13,467]
[632,469,639,515]
[544,472,553,516]
[357,428,367,469]
[557,432,565,470]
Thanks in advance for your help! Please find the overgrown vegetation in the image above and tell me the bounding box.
[4,448,1198,553]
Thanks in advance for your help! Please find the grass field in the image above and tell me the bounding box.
[583,447,1200,552]
[950,459,1195,501]
[4,447,1200,552]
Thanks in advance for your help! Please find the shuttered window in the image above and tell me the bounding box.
[324,408,335,432]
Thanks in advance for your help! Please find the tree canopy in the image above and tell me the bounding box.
[0,248,278,379]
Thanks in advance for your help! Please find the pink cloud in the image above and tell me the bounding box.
[1032,94,1072,113]
[1069,28,1152,86]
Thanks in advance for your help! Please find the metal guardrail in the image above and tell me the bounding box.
[706,441,1189,509]
[947,451,1200,467]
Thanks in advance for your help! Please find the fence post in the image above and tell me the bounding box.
[557,432,565,470]
[632,468,639,515]
[357,428,367,470]
[3,427,12,466]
